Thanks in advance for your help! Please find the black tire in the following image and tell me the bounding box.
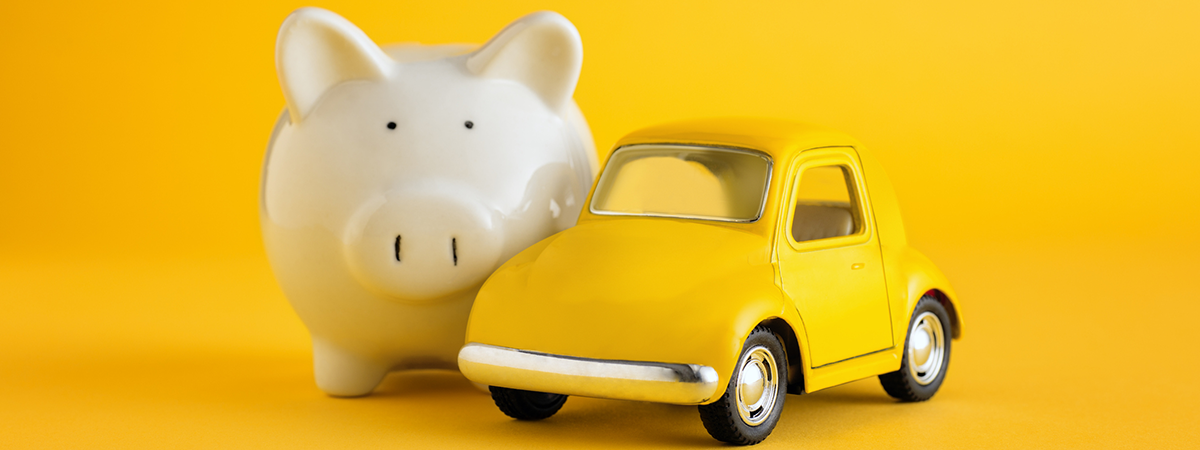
[489,386,567,420]
[879,295,952,401]
[698,326,788,445]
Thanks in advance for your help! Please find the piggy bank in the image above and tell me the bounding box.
[260,7,596,397]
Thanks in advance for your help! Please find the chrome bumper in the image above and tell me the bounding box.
[458,343,721,405]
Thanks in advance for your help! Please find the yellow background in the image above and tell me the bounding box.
[2,0,1197,448]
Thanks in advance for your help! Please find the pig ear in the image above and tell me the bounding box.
[466,12,583,113]
[276,8,393,123]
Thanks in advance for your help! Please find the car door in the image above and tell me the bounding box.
[775,147,893,367]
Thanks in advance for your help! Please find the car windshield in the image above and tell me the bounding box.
[589,144,772,222]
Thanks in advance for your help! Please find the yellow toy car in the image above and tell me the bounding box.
[458,118,963,445]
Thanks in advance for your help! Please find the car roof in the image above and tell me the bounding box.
[610,117,861,161]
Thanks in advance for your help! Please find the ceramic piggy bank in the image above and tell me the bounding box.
[261,7,596,397]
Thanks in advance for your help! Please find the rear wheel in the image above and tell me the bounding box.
[489,386,568,420]
[698,326,788,445]
[879,295,952,401]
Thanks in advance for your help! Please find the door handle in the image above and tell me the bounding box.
[851,263,865,270]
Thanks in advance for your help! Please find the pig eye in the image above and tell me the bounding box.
[386,121,397,130]
[464,121,474,129]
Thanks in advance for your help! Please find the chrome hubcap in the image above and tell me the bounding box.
[907,311,946,385]
[735,346,778,426]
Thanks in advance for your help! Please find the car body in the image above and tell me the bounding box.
[458,117,962,443]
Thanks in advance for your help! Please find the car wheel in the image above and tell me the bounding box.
[698,325,787,445]
[489,386,568,420]
[879,295,952,401]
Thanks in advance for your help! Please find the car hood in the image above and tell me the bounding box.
[520,218,770,303]
[466,218,783,374]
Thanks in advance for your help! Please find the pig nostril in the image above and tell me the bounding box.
[394,235,401,262]
[452,238,458,266]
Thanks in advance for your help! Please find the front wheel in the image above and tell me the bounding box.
[879,295,952,401]
[489,386,568,420]
[698,326,788,445]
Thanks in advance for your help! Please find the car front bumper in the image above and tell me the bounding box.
[458,343,722,405]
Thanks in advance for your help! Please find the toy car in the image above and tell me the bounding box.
[458,118,963,445]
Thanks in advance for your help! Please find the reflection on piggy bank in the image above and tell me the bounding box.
[260,7,596,397]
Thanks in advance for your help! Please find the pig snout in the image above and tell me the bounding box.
[344,189,505,303]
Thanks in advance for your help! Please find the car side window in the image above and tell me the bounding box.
[791,165,861,242]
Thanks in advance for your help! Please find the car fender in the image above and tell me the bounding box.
[889,245,964,340]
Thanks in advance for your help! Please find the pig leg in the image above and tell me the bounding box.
[311,337,388,397]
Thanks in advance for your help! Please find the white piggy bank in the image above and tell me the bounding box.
[261,8,596,397]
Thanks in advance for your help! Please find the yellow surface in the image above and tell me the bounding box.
[2,0,1199,448]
